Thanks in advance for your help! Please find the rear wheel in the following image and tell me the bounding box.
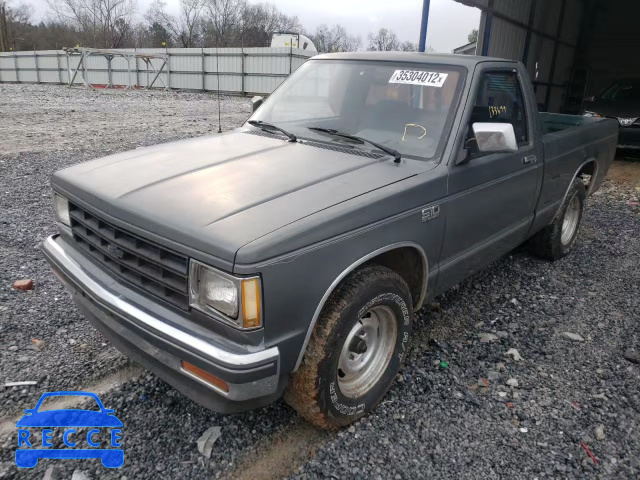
[529,177,586,260]
[285,264,413,430]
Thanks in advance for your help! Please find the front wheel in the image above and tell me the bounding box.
[285,264,413,430]
[529,177,586,261]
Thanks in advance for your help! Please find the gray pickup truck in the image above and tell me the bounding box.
[43,53,618,429]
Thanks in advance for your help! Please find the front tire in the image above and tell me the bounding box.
[529,177,586,261]
[285,264,413,430]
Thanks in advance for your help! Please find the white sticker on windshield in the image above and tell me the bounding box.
[389,70,448,87]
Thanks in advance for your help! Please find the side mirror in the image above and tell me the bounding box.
[584,95,595,103]
[472,122,518,153]
[251,96,264,112]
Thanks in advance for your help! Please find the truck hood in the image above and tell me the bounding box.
[53,130,423,265]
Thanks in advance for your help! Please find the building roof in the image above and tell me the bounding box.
[311,51,512,67]
[453,41,477,54]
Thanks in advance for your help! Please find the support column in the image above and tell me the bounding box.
[522,0,537,67]
[418,0,431,52]
[481,0,494,56]
[544,0,567,112]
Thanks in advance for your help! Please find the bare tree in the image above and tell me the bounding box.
[367,28,400,52]
[146,0,203,47]
[201,0,244,47]
[309,24,360,53]
[48,0,137,48]
[0,0,32,50]
[399,40,417,52]
[199,0,302,48]
[1,0,346,51]
[240,2,284,46]
[176,0,204,46]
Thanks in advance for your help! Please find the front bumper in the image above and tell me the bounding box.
[617,126,640,150]
[42,235,283,413]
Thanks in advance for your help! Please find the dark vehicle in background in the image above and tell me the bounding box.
[43,53,618,430]
[583,78,640,151]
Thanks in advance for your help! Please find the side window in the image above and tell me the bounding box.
[471,71,528,146]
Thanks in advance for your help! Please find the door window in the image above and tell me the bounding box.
[471,71,528,145]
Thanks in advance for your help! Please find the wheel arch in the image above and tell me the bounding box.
[293,242,428,371]
[577,158,598,195]
[554,158,598,221]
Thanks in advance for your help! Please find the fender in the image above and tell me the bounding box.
[293,241,428,371]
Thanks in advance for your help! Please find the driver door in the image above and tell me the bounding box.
[437,65,542,291]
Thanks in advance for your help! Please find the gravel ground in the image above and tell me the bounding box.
[1,83,639,479]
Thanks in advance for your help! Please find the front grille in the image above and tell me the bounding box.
[69,203,190,310]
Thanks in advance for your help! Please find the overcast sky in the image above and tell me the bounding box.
[251,0,481,52]
[31,0,480,53]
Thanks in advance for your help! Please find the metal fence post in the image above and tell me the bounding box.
[66,51,71,85]
[106,55,112,88]
[34,51,40,83]
[134,48,139,87]
[241,46,245,95]
[165,46,171,91]
[56,51,63,84]
[13,52,19,83]
[202,48,206,91]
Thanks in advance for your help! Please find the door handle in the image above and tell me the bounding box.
[523,155,537,164]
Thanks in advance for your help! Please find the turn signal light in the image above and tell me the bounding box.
[181,361,229,392]
[241,278,261,328]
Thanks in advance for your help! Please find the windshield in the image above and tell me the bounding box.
[250,60,465,161]
[601,80,640,101]
[37,395,102,412]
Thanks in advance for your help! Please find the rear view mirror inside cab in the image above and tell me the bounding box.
[472,122,519,153]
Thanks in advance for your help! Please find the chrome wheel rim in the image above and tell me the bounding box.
[337,305,397,399]
[561,195,580,245]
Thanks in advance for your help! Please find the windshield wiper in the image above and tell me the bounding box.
[308,127,401,163]
[248,120,297,142]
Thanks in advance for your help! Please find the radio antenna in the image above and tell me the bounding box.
[216,45,222,134]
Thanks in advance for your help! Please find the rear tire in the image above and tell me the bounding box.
[285,264,413,430]
[529,177,586,261]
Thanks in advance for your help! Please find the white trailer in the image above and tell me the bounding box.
[270,33,317,54]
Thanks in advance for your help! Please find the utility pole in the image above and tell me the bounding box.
[418,0,431,53]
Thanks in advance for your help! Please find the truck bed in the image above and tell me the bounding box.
[531,113,619,233]
[539,112,600,135]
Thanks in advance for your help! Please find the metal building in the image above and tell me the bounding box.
[453,0,639,113]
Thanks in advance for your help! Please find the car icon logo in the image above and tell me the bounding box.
[15,391,124,468]
[618,117,638,127]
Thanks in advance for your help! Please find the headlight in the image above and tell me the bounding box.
[189,260,262,329]
[583,111,601,117]
[53,194,71,226]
